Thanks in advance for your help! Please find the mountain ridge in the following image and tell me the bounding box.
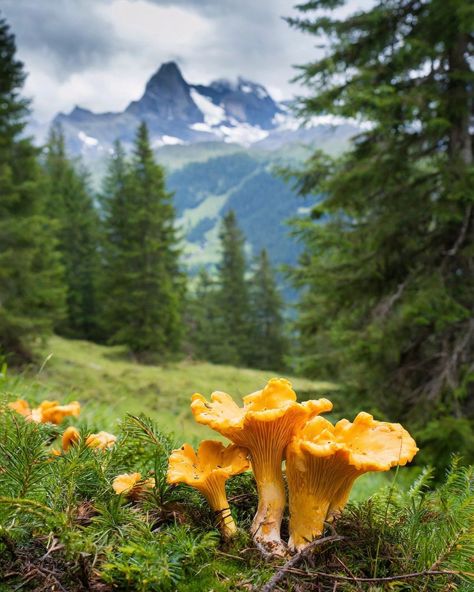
[54,61,290,155]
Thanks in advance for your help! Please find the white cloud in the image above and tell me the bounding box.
[2,0,371,124]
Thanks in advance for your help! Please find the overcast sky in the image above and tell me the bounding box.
[2,0,367,124]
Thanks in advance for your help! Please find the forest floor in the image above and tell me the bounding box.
[1,337,472,591]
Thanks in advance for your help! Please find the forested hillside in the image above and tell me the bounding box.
[168,152,318,271]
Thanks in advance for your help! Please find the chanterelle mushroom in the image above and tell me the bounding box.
[286,412,418,551]
[112,472,155,500]
[85,431,117,450]
[191,378,333,556]
[8,399,80,424]
[167,440,249,540]
[62,426,80,451]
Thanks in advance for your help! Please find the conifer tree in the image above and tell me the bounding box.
[185,269,229,363]
[288,0,474,464]
[248,249,287,370]
[98,140,131,341]
[43,125,100,339]
[216,210,252,366]
[0,16,65,360]
[101,124,184,357]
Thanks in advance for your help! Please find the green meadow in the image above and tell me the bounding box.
[5,336,402,501]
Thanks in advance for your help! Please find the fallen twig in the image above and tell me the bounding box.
[311,568,468,584]
[259,534,345,592]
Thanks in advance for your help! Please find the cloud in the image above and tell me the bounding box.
[0,0,367,124]
[1,0,120,77]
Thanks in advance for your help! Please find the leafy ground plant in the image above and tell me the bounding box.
[0,384,473,591]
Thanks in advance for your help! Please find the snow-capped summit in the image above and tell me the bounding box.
[52,62,300,155]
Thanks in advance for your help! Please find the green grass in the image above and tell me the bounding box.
[7,336,414,501]
[12,336,335,443]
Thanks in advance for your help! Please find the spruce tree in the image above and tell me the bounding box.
[43,124,100,340]
[0,16,65,360]
[248,250,287,370]
[101,124,184,357]
[98,140,131,341]
[288,0,474,464]
[216,210,252,366]
[185,269,229,363]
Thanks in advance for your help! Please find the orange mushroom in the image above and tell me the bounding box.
[191,378,333,556]
[62,426,81,451]
[8,399,80,424]
[286,412,418,551]
[112,472,155,500]
[7,399,31,417]
[39,400,81,424]
[85,431,117,450]
[167,440,249,540]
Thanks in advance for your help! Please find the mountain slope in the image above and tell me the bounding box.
[168,152,317,272]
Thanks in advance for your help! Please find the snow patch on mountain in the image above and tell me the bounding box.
[189,89,226,126]
[78,131,99,147]
[218,123,268,146]
[272,112,300,131]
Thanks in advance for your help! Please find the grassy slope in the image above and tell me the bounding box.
[9,336,404,500]
[17,336,333,440]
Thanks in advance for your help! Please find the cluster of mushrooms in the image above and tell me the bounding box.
[8,398,81,424]
[8,398,117,451]
[167,378,418,556]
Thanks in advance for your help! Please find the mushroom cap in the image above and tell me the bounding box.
[62,426,80,451]
[290,412,418,472]
[334,412,418,471]
[7,399,81,424]
[112,472,155,495]
[293,416,341,458]
[39,400,81,424]
[8,399,31,417]
[167,440,249,487]
[113,472,143,494]
[85,431,117,450]
[191,378,333,445]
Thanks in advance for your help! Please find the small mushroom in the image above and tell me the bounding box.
[85,431,117,450]
[7,399,31,417]
[191,378,332,556]
[51,428,115,456]
[62,426,81,451]
[112,472,155,500]
[167,440,249,541]
[286,412,418,551]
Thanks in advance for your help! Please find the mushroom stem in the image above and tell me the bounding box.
[249,437,288,557]
[200,474,237,541]
[286,452,349,552]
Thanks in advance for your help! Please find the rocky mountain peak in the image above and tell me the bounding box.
[126,61,202,124]
[145,61,188,96]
